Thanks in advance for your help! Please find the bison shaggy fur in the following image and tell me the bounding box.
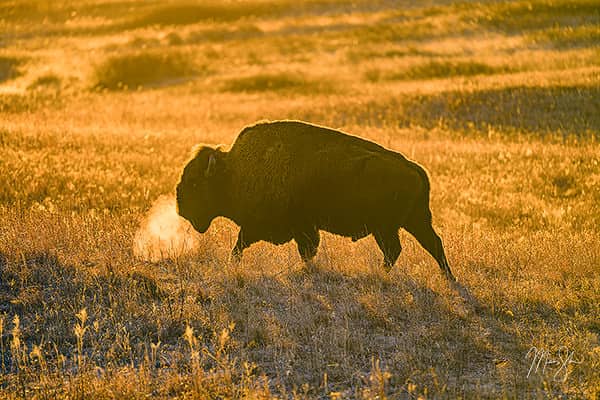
[176,120,455,280]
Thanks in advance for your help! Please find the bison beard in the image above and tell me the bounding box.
[176,120,456,281]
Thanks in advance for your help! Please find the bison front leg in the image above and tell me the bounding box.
[230,229,257,263]
[294,229,320,265]
[373,229,402,272]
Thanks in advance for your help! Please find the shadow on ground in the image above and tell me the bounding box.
[0,250,580,396]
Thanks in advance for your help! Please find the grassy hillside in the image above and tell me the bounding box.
[0,0,599,398]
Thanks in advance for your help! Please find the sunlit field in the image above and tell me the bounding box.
[1,0,599,398]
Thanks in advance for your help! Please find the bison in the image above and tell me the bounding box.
[176,120,455,281]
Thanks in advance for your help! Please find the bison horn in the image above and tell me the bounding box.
[205,153,217,177]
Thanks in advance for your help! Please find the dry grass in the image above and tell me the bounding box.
[124,1,285,28]
[93,50,200,90]
[27,73,62,91]
[365,60,511,82]
[222,72,333,94]
[531,25,600,48]
[1,0,599,398]
[480,0,600,32]
[0,56,24,83]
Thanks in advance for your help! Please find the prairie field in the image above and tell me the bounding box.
[0,0,599,398]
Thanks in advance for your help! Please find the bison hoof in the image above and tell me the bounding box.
[303,260,319,273]
[229,253,242,265]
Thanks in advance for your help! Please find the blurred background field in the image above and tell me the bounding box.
[0,0,599,398]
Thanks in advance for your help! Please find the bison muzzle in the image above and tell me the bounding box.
[176,120,455,281]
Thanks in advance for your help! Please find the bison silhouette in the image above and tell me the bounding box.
[176,120,455,280]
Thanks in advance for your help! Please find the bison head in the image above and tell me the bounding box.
[176,145,225,233]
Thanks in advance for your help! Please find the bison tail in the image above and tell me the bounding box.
[408,163,432,221]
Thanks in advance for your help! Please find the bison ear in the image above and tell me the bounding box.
[204,153,217,178]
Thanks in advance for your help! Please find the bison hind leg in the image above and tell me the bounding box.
[294,228,320,264]
[405,217,455,281]
[373,228,402,271]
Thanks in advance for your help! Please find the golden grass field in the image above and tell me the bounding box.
[0,0,599,398]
